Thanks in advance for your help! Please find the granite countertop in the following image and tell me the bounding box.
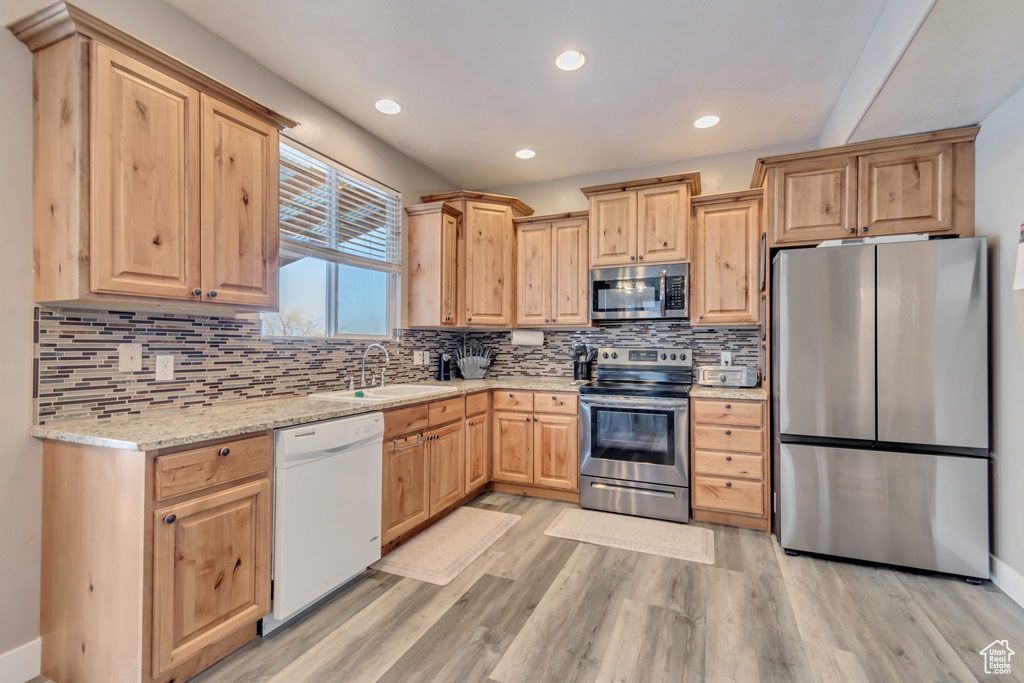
[30,378,583,452]
[689,385,769,401]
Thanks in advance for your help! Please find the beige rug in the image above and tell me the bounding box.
[371,507,520,585]
[544,508,715,565]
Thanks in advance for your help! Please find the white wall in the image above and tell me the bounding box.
[976,83,1024,588]
[485,139,814,215]
[0,0,455,674]
[0,26,42,669]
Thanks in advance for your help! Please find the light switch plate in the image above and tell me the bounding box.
[156,355,174,381]
[118,344,143,373]
[721,351,732,366]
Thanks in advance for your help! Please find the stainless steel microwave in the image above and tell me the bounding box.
[590,263,689,320]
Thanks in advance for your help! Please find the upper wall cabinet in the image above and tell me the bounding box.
[405,202,461,327]
[417,191,533,328]
[752,127,977,247]
[581,172,701,268]
[513,211,591,328]
[10,2,295,311]
[690,190,763,327]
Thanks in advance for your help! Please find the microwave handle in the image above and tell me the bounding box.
[660,270,667,317]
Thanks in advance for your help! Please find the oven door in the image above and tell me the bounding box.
[580,395,689,488]
[590,264,688,320]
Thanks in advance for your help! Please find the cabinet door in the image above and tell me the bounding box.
[152,478,271,676]
[551,217,590,325]
[515,222,552,326]
[91,42,201,300]
[465,415,490,492]
[692,199,760,326]
[382,435,429,544]
[637,183,689,263]
[463,201,514,326]
[858,143,953,237]
[589,191,637,267]
[491,411,533,484]
[771,156,857,245]
[428,422,464,516]
[440,211,459,324]
[201,95,279,307]
[533,414,579,491]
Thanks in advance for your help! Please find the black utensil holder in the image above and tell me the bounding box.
[573,361,591,381]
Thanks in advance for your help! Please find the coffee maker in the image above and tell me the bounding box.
[436,352,452,381]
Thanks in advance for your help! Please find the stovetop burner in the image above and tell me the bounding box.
[580,380,691,399]
[578,346,693,398]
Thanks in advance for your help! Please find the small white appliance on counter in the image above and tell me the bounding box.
[263,412,385,634]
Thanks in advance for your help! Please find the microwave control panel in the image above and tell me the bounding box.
[665,275,686,310]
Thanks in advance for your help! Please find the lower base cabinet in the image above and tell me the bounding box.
[382,433,430,543]
[40,433,273,683]
[428,421,465,515]
[465,392,491,491]
[491,392,579,493]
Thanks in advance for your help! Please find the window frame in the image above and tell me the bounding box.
[264,139,403,341]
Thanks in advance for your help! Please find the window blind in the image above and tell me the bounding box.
[278,142,402,274]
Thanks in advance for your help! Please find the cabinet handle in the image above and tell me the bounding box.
[725,429,732,435]
[394,435,423,451]
[208,290,218,298]
[164,514,177,524]
[192,287,202,296]
[545,319,550,323]
[861,227,869,233]
[638,255,644,260]
[725,404,731,409]
[630,256,636,261]
[698,315,704,320]
[219,447,230,457]
[509,393,514,398]
[726,456,732,461]
[848,228,855,234]
[726,482,732,488]
[467,317,472,322]
[468,421,473,426]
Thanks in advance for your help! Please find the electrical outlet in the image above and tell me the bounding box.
[156,355,174,381]
[721,351,732,366]
[413,350,424,365]
[118,344,143,372]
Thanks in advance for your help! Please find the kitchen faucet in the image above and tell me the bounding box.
[361,343,390,387]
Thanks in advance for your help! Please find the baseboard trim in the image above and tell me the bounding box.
[991,555,1024,609]
[0,637,41,683]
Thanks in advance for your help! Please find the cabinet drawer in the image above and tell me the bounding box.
[533,392,578,415]
[692,399,763,426]
[693,425,764,454]
[429,397,464,425]
[155,435,271,501]
[693,475,764,516]
[693,450,763,480]
[384,404,429,439]
[493,391,534,412]
[466,391,489,416]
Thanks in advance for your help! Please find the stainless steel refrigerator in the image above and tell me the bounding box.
[772,237,990,579]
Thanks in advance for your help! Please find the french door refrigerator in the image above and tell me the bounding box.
[772,237,989,579]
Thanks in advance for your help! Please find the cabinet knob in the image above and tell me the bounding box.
[726,456,732,461]
[219,447,230,457]
[725,429,732,435]
[848,228,855,234]
[164,514,177,524]
[725,404,731,409]
[698,315,704,320]
[467,317,472,322]
[638,255,643,260]
[192,287,202,296]
[208,290,218,298]
[630,256,636,261]
[509,393,514,398]
[726,482,732,488]
[468,421,473,426]
[545,319,550,323]
[861,227,869,233]
[525,416,530,422]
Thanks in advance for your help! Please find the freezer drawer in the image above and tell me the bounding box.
[778,443,989,578]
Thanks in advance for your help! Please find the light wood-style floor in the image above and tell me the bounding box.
[40,492,1024,683]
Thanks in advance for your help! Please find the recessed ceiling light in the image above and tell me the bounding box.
[694,115,720,129]
[515,149,536,159]
[555,50,586,71]
[375,99,402,115]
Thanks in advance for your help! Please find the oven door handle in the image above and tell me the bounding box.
[581,396,689,411]
[589,482,676,498]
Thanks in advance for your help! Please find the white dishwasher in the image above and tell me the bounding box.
[264,412,384,633]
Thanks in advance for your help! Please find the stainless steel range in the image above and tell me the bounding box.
[579,347,692,523]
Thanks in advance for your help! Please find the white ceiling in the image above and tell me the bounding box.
[160,0,888,188]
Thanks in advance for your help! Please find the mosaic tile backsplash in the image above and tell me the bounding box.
[34,308,759,424]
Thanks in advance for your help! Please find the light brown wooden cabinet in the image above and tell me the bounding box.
[582,173,700,267]
[40,432,273,683]
[416,191,534,328]
[491,391,579,492]
[382,433,430,543]
[406,203,461,326]
[753,127,977,246]
[465,392,490,492]
[690,397,769,531]
[514,211,591,327]
[427,421,464,515]
[690,190,763,327]
[12,3,292,311]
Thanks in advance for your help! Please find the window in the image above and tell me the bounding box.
[262,141,402,338]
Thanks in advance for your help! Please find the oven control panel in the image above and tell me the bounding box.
[597,347,692,367]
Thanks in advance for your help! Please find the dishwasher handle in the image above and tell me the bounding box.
[393,434,423,452]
